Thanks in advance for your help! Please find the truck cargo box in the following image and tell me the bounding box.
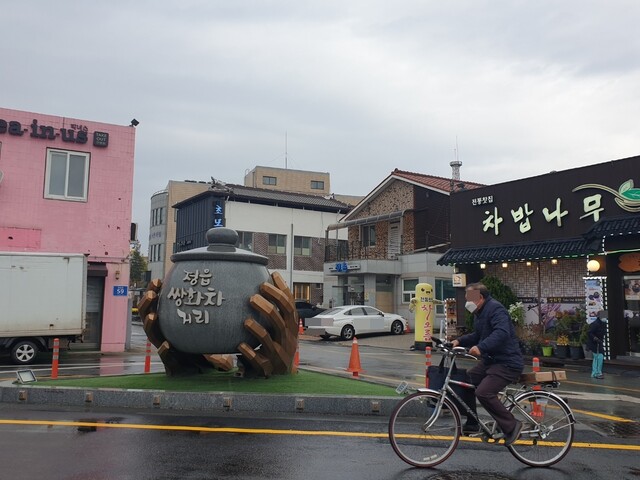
[0,252,86,337]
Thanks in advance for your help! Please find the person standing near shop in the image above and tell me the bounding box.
[587,310,608,379]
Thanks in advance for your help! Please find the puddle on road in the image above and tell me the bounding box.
[591,421,640,438]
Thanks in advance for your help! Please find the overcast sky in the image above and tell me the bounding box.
[2,1,639,253]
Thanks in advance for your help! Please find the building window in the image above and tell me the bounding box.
[361,225,376,247]
[435,278,455,314]
[149,243,163,262]
[311,180,324,190]
[293,283,311,301]
[262,176,277,186]
[294,236,311,256]
[403,278,419,303]
[237,231,253,251]
[151,207,165,227]
[44,149,90,201]
[268,234,286,254]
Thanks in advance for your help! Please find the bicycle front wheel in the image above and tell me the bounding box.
[507,390,575,467]
[388,390,461,468]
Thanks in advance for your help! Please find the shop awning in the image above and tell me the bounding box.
[437,238,594,266]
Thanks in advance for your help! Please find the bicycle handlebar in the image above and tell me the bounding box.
[432,338,478,361]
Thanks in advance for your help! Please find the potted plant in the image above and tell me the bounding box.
[541,332,554,357]
[555,333,570,358]
[569,339,585,360]
[515,322,544,356]
[508,301,526,329]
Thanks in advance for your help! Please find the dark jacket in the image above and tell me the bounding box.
[586,318,607,353]
[457,294,524,370]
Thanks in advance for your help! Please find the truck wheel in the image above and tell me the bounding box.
[11,341,39,365]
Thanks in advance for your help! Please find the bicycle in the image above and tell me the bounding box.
[388,338,576,468]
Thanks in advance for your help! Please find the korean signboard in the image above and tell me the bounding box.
[449,156,640,248]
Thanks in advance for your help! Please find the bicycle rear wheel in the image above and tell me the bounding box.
[507,390,575,467]
[388,390,461,468]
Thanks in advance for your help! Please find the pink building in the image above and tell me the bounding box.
[0,107,135,352]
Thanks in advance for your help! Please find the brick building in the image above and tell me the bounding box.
[324,168,483,340]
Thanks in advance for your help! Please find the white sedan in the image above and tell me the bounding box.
[305,305,408,340]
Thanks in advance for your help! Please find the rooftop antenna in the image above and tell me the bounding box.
[285,131,288,169]
[450,137,462,181]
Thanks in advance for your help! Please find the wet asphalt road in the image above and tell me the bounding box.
[0,403,638,480]
[0,324,639,479]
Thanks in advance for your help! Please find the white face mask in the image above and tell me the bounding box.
[465,301,477,313]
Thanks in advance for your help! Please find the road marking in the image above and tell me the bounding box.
[563,380,640,395]
[0,419,639,451]
[303,367,638,423]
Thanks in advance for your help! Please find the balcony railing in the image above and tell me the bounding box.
[324,240,402,263]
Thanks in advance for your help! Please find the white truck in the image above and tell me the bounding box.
[0,252,86,365]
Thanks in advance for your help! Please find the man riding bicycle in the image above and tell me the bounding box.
[451,282,524,446]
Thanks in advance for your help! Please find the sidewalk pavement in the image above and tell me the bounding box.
[1,331,638,417]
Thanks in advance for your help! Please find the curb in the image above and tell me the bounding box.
[0,383,399,416]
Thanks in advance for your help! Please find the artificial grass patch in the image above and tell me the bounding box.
[35,369,398,396]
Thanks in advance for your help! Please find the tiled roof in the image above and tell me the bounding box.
[342,168,485,221]
[437,238,593,266]
[391,169,485,193]
[174,183,351,213]
[584,215,640,239]
[438,215,640,266]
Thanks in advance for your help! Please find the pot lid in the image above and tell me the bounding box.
[170,228,268,265]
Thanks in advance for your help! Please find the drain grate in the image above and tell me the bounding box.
[591,421,640,438]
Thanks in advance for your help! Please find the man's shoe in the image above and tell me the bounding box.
[595,374,604,379]
[462,422,481,435]
[504,420,523,446]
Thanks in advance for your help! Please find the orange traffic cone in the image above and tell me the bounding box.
[293,341,300,372]
[346,337,363,377]
[298,318,304,335]
[404,321,411,334]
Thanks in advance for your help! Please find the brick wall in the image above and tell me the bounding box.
[346,180,415,259]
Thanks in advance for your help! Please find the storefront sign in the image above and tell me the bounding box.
[331,262,361,272]
[0,117,109,147]
[449,156,640,247]
[585,278,604,320]
[619,253,640,273]
[212,199,225,227]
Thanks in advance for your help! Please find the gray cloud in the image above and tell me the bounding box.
[2,1,639,252]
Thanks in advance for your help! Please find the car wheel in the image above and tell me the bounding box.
[11,340,39,365]
[391,320,404,335]
[341,325,355,341]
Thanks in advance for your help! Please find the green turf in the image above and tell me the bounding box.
[35,369,398,396]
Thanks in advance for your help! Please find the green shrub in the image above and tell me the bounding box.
[481,275,519,310]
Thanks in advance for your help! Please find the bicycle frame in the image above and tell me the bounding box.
[389,340,576,468]
[424,346,574,441]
